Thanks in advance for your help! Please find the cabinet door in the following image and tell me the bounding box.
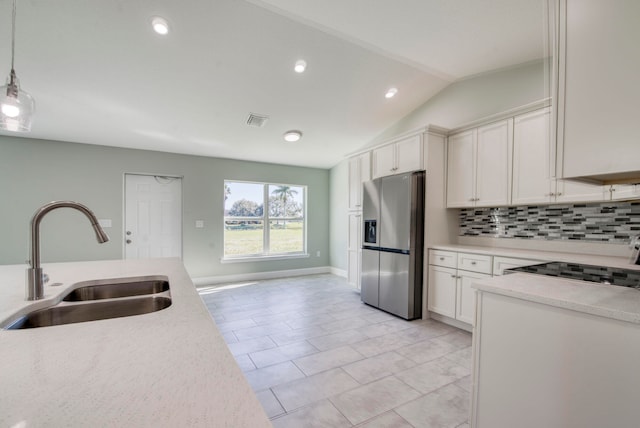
[395,134,423,174]
[347,213,362,287]
[372,144,396,179]
[512,108,555,205]
[457,271,489,325]
[560,0,640,179]
[348,157,362,210]
[348,153,371,210]
[427,265,457,318]
[475,120,512,207]
[447,130,476,208]
[556,179,606,203]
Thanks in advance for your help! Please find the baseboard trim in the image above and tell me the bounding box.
[429,312,473,333]
[192,266,332,287]
[330,267,347,278]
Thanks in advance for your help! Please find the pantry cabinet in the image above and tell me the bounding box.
[557,0,640,182]
[347,212,362,288]
[348,152,371,211]
[447,119,512,208]
[372,134,423,179]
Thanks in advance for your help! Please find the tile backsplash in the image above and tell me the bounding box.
[459,202,640,243]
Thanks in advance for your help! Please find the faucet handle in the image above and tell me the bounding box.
[42,273,49,284]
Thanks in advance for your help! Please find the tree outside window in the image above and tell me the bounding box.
[224,181,306,258]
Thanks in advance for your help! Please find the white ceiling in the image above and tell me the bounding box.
[0,0,546,169]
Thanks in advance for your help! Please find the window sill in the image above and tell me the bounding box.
[221,253,310,263]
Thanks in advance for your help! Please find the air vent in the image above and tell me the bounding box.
[246,113,269,128]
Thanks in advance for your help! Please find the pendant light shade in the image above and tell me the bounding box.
[1,70,35,132]
[0,0,35,132]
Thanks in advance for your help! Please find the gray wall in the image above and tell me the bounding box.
[0,136,329,279]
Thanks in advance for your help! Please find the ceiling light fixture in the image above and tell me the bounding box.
[294,60,307,73]
[283,130,302,142]
[385,87,398,99]
[152,17,170,35]
[0,0,35,132]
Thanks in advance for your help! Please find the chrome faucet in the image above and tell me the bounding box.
[26,201,110,301]
[630,235,640,266]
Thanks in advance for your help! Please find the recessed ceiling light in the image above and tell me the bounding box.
[284,130,303,142]
[152,17,169,35]
[385,87,398,99]
[294,60,307,73]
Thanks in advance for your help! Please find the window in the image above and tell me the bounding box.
[223,181,306,259]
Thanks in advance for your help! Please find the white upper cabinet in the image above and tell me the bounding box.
[512,108,555,205]
[447,120,512,208]
[372,134,423,179]
[558,0,640,182]
[512,107,606,205]
[475,120,513,207]
[348,152,371,211]
[446,130,476,207]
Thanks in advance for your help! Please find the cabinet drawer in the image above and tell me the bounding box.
[457,253,492,274]
[493,256,544,276]
[429,250,457,268]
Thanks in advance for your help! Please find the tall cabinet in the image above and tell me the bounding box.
[347,152,370,288]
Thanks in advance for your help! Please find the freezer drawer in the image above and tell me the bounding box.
[361,249,379,307]
[378,251,421,320]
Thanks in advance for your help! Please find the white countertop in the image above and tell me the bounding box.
[472,273,640,324]
[0,258,271,428]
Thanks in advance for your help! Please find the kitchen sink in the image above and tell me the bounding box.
[63,276,170,301]
[2,275,173,330]
[5,296,172,330]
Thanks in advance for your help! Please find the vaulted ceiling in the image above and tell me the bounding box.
[0,0,546,168]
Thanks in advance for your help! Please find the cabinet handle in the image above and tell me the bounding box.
[556,192,562,196]
[545,193,556,197]
[471,261,477,265]
[468,198,475,202]
[451,275,457,278]
[439,257,445,261]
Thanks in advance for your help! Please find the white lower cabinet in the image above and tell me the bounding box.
[428,250,491,326]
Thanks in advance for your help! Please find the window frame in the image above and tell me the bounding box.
[222,180,308,262]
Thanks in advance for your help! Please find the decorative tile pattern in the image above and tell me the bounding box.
[459,202,640,243]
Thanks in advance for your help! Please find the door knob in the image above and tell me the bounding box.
[126,231,132,235]
[126,239,132,244]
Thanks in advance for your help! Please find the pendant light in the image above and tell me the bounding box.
[0,0,35,132]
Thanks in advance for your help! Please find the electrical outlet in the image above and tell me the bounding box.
[316,251,321,257]
[195,220,204,228]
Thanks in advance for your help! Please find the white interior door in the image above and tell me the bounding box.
[125,174,182,259]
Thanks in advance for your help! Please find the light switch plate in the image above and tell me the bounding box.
[195,220,204,228]
[98,219,112,228]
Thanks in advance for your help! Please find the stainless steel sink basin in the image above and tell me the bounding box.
[5,296,172,330]
[63,276,170,301]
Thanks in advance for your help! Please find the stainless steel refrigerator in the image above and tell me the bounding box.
[361,171,425,320]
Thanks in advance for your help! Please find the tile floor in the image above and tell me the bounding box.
[198,274,472,428]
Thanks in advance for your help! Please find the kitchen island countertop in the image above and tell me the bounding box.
[0,258,271,428]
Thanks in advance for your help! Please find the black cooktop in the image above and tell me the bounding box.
[505,262,640,289]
